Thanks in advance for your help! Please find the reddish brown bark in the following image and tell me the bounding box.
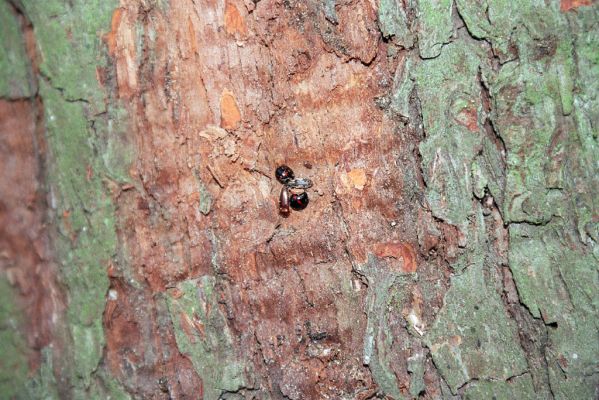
[0,98,62,371]
[100,0,449,397]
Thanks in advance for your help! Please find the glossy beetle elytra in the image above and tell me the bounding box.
[279,186,290,215]
[275,165,295,184]
[290,191,309,211]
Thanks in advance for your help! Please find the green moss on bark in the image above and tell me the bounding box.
[414,41,485,230]
[378,0,414,48]
[416,0,452,59]
[462,374,535,400]
[387,0,598,398]
[14,0,131,396]
[425,250,527,393]
[0,1,34,98]
[39,80,113,391]
[0,277,30,399]
[22,0,117,112]
[360,257,405,399]
[166,277,247,399]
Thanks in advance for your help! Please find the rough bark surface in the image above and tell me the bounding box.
[0,0,597,399]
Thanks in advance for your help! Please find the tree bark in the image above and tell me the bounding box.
[0,0,597,399]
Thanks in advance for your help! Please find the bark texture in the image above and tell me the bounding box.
[0,0,598,399]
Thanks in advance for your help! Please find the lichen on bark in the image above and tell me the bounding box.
[1,0,132,396]
[388,0,598,398]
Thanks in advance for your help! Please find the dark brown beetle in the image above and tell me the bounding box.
[279,186,290,215]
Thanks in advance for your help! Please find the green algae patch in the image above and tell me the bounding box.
[17,0,131,395]
[40,79,115,391]
[90,103,136,184]
[24,347,61,399]
[425,261,528,393]
[508,222,599,322]
[362,269,403,399]
[414,41,486,229]
[455,0,517,61]
[87,371,133,400]
[416,0,453,59]
[0,277,30,399]
[378,0,414,49]
[167,277,247,399]
[35,77,131,400]
[545,310,599,400]
[509,221,599,399]
[0,1,34,98]
[406,352,425,398]
[462,374,536,400]
[22,0,118,112]
[358,255,423,400]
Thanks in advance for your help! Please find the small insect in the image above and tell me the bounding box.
[275,165,312,215]
[275,165,295,184]
[290,191,309,210]
[286,177,313,190]
[279,186,290,215]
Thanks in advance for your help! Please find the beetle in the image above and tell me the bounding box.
[275,165,294,184]
[279,186,290,215]
[290,191,309,210]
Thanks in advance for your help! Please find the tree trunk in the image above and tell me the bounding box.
[1,0,597,398]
